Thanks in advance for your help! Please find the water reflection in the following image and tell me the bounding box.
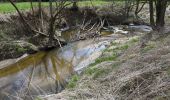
[0,50,73,100]
[0,37,110,100]
[0,25,152,99]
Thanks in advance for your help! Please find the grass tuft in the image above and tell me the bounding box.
[67,74,80,88]
[85,67,110,79]
[89,53,118,67]
[129,37,139,43]
[85,67,98,75]
[92,68,110,79]
[142,43,155,53]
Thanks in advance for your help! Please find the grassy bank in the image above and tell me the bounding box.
[0,1,110,13]
[0,2,50,13]
[47,31,170,100]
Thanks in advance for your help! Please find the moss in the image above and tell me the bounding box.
[2,43,27,54]
[7,44,28,54]
[16,46,27,53]
[67,74,80,88]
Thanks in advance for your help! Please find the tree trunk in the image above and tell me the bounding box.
[156,0,167,28]
[48,0,55,45]
[38,0,42,16]
[48,18,55,45]
[135,0,139,15]
[30,0,34,15]
[149,0,155,27]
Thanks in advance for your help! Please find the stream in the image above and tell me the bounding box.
[0,25,152,100]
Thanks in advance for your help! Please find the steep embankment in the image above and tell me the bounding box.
[43,31,170,100]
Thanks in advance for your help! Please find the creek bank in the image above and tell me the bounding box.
[0,24,153,100]
[42,30,170,100]
[0,4,148,61]
[0,31,118,100]
[0,3,170,100]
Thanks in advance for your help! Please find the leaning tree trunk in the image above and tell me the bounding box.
[135,0,140,15]
[156,0,167,28]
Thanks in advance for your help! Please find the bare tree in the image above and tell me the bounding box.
[7,0,72,47]
[135,0,147,16]
[48,1,71,45]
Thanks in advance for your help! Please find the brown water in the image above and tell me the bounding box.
[0,34,113,100]
[0,25,152,100]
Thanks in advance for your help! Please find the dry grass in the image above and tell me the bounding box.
[43,33,170,100]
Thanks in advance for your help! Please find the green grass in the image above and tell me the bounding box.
[118,44,129,51]
[85,62,120,79]
[84,38,136,78]
[129,36,139,44]
[89,53,118,67]
[85,66,110,79]
[78,1,110,7]
[142,43,155,53]
[0,1,111,13]
[0,2,48,13]
[67,74,80,88]
[106,44,129,52]
[89,41,131,67]
[85,67,98,75]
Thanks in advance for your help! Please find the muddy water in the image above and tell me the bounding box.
[0,25,152,100]
[0,36,114,100]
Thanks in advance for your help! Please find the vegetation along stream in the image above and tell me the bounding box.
[0,24,152,100]
[0,0,170,100]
